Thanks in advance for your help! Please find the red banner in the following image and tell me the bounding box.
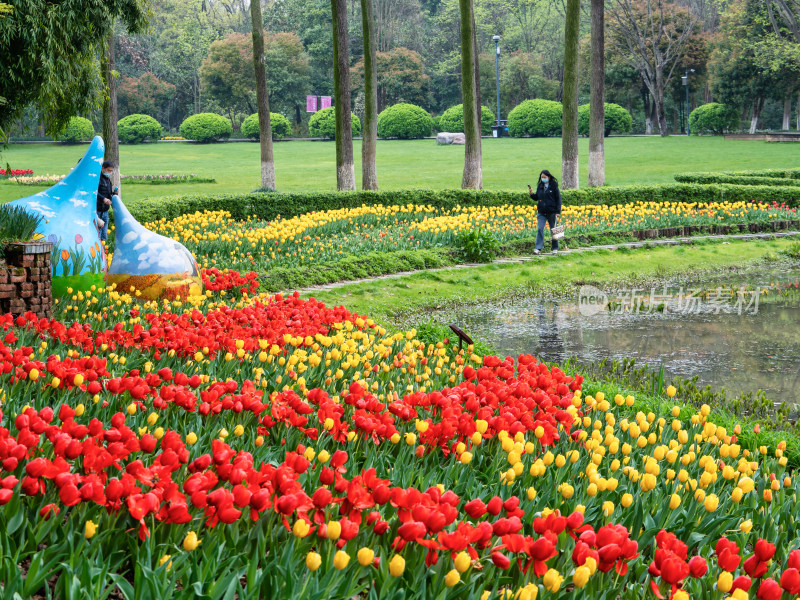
[306,96,318,113]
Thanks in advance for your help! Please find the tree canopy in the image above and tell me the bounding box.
[0,0,150,135]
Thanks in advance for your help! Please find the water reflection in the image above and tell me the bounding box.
[449,268,800,402]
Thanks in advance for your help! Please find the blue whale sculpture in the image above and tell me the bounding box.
[106,195,203,300]
[6,136,107,296]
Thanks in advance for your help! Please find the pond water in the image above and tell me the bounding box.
[446,265,800,403]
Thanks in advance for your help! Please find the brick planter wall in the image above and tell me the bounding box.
[0,242,53,318]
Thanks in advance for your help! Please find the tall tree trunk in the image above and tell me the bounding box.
[472,12,482,131]
[561,0,580,189]
[643,91,654,135]
[360,0,378,190]
[101,30,120,190]
[459,0,482,189]
[588,0,605,187]
[250,0,276,190]
[331,0,356,190]
[783,96,792,131]
[749,97,764,134]
[654,69,668,137]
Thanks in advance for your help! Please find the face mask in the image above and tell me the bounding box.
[541,177,549,184]
[102,171,111,178]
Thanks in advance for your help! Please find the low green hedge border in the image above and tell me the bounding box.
[722,168,800,179]
[127,183,800,224]
[675,173,800,187]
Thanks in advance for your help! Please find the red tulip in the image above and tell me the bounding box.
[719,547,742,572]
[491,551,511,569]
[398,521,427,541]
[660,556,690,585]
[781,568,800,595]
[312,487,333,508]
[372,484,391,505]
[732,575,753,593]
[755,539,776,562]
[688,556,708,578]
[486,496,503,516]
[464,499,487,519]
[757,578,782,600]
[744,555,769,579]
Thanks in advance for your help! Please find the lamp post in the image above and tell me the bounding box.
[681,68,695,136]
[493,35,501,135]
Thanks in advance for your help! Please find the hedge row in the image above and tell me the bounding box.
[127,183,800,224]
[720,168,800,179]
[674,173,800,187]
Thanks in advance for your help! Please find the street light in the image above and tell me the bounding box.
[493,35,501,136]
[682,68,695,136]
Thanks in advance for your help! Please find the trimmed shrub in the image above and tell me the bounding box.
[179,113,232,143]
[674,172,800,186]
[125,183,800,226]
[117,114,162,144]
[58,117,94,144]
[437,104,496,136]
[308,107,361,140]
[577,103,633,136]
[507,100,562,137]
[377,103,433,139]
[241,113,292,141]
[689,103,739,135]
[719,168,800,179]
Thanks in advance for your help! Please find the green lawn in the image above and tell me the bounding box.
[1,136,799,203]
[307,237,797,326]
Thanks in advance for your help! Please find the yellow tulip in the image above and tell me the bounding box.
[333,550,350,570]
[454,551,471,573]
[357,547,375,566]
[326,520,341,540]
[543,568,563,592]
[84,520,98,539]
[183,531,201,551]
[293,520,310,538]
[445,569,460,587]
[306,552,322,571]
[718,571,733,593]
[573,565,591,588]
[389,554,405,577]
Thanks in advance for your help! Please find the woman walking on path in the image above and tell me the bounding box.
[528,169,562,254]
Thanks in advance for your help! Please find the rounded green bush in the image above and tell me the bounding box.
[376,103,433,139]
[437,104,495,136]
[117,114,162,144]
[689,103,739,135]
[59,117,94,144]
[308,107,361,140]
[577,103,633,137]
[241,113,292,141]
[179,113,233,143]
[507,100,562,137]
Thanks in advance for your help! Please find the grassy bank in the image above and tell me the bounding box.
[307,236,797,324]
[2,136,799,202]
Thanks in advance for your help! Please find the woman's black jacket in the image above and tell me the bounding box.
[529,181,561,215]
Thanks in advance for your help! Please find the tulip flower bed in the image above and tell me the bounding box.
[0,273,799,599]
[144,201,799,273]
[0,168,33,177]
[5,173,214,186]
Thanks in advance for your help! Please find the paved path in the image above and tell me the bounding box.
[294,230,800,294]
